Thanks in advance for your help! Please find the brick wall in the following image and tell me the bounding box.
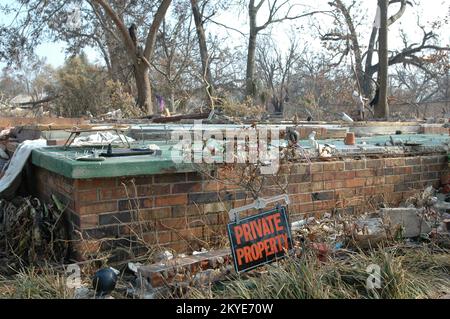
[32,154,448,261]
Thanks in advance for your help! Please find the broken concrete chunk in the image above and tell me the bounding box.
[380,208,432,238]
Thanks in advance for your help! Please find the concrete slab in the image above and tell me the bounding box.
[380,208,432,238]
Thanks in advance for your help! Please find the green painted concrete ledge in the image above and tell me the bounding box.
[31,146,198,179]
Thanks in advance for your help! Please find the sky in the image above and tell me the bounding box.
[0,0,449,68]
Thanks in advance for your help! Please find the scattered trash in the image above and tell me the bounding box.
[154,250,174,263]
[340,112,354,123]
[350,217,387,249]
[308,131,318,150]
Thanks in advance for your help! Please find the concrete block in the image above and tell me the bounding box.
[380,208,432,238]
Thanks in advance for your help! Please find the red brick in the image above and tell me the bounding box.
[157,217,188,230]
[365,176,385,186]
[203,182,219,192]
[289,174,311,183]
[311,181,324,191]
[310,163,323,173]
[143,231,171,244]
[314,200,336,211]
[323,162,344,171]
[76,178,116,190]
[429,164,445,172]
[80,215,98,228]
[78,201,117,215]
[366,159,385,168]
[172,227,204,241]
[142,207,172,220]
[298,203,314,213]
[385,175,403,184]
[287,184,299,193]
[99,187,128,200]
[153,174,185,184]
[155,194,187,207]
[345,178,366,188]
[385,158,405,167]
[355,169,374,178]
[312,173,325,182]
[77,190,98,203]
[345,160,366,170]
[335,171,356,180]
[172,182,202,194]
[137,184,171,196]
[291,193,312,203]
[324,180,345,190]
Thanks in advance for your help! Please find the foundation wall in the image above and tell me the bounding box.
[32,154,448,261]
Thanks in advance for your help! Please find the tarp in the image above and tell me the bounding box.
[0,139,47,199]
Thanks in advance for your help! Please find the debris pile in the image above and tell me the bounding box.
[126,248,233,299]
[292,186,450,259]
[0,195,70,266]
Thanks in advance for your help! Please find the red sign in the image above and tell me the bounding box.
[227,207,293,273]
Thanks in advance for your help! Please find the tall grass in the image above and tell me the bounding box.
[189,245,450,299]
[0,266,76,299]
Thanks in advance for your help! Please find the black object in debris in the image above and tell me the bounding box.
[307,116,313,122]
[92,268,118,297]
[107,143,113,156]
[100,148,156,157]
[396,130,402,135]
[286,128,300,144]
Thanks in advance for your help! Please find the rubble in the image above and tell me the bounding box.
[0,195,69,265]
[349,217,387,249]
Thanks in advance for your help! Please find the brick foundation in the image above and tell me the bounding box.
[32,154,448,261]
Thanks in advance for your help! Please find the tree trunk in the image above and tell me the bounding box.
[191,0,214,102]
[363,27,378,98]
[246,32,257,98]
[375,0,389,119]
[134,63,153,114]
[246,2,258,99]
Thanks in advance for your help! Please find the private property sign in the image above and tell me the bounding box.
[227,207,293,273]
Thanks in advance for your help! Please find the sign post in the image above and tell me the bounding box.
[227,206,293,273]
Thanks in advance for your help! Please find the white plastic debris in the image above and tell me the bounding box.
[72,132,135,146]
[308,131,319,150]
[128,262,143,274]
[193,248,208,255]
[147,144,160,151]
[341,112,354,123]
[0,139,47,198]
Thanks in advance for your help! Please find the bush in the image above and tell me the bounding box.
[53,54,109,117]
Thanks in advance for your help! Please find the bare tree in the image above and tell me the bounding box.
[190,0,215,102]
[256,35,301,114]
[152,4,197,112]
[320,0,450,106]
[245,0,326,99]
[92,0,172,114]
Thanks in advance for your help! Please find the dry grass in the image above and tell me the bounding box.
[0,266,76,299]
[188,244,450,299]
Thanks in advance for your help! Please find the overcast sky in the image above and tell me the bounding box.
[1,0,449,68]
